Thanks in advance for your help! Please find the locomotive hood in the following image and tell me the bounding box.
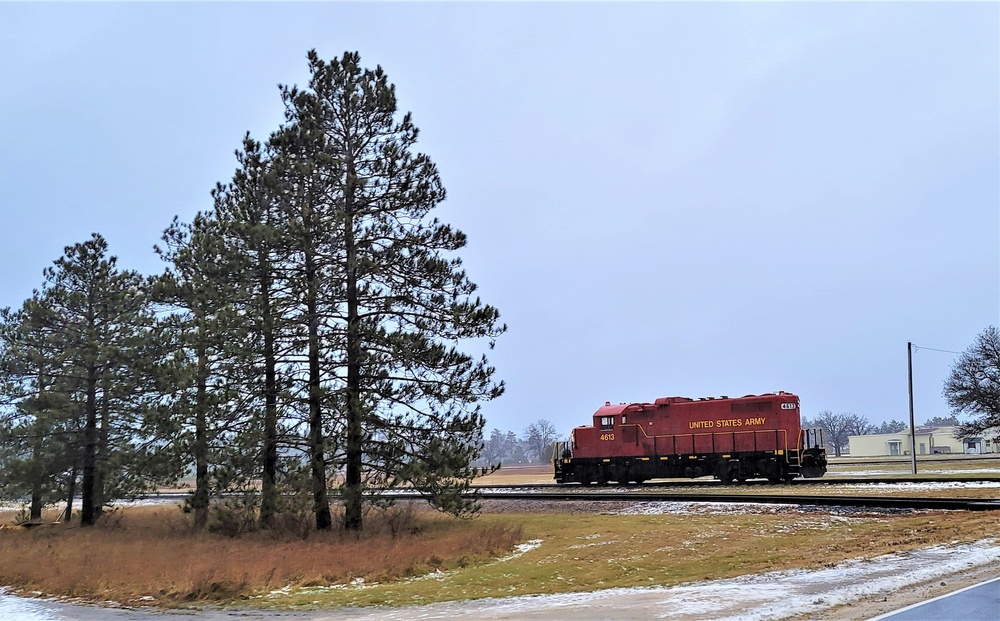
[593,402,645,417]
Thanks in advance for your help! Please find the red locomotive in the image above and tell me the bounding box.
[553,391,827,484]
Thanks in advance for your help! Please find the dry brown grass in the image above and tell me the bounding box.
[0,503,522,606]
[474,464,554,486]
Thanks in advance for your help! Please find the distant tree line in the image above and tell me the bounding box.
[0,51,505,533]
[473,419,563,467]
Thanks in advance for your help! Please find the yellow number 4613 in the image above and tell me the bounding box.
[599,433,615,441]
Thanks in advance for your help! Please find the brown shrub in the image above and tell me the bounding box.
[0,502,523,605]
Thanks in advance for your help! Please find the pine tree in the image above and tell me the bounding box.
[273,51,505,530]
[211,134,302,529]
[0,299,80,520]
[156,213,255,529]
[276,120,343,530]
[30,234,173,526]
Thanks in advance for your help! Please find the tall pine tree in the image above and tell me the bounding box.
[0,298,80,520]
[211,135,303,529]
[29,235,173,526]
[273,51,505,530]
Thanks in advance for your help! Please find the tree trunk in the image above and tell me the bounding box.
[30,483,42,521]
[29,413,44,521]
[81,363,99,526]
[305,239,331,531]
[94,371,110,518]
[64,465,77,522]
[343,161,363,532]
[192,333,210,529]
[259,260,279,529]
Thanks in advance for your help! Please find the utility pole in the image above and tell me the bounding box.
[907,341,917,474]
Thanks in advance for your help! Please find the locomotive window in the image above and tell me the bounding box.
[600,416,614,430]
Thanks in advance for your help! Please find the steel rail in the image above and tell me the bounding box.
[470,476,1000,490]
[472,491,1000,511]
[137,490,1000,511]
[139,476,1000,501]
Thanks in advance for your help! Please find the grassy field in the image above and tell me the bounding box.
[277,504,999,610]
[1,495,999,609]
[0,458,997,610]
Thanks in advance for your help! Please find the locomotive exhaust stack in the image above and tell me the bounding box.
[554,392,828,485]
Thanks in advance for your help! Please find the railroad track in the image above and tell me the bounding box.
[473,490,1000,512]
[141,476,1000,502]
[142,477,1000,512]
[471,475,1000,490]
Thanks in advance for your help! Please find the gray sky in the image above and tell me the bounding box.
[2,3,997,437]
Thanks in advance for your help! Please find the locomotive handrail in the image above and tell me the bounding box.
[621,425,790,460]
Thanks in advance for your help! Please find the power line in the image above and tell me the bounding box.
[912,344,962,355]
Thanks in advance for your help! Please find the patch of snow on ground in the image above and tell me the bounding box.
[609,501,798,516]
[916,468,1000,475]
[266,539,546,598]
[833,468,999,477]
[606,501,912,518]
[329,540,1000,620]
[830,470,902,477]
[496,539,543,562]
[837,481,1000,492]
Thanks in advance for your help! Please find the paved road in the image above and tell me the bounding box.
[868,576,1000,621]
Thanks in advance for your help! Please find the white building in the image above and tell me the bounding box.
[848,426,998,457]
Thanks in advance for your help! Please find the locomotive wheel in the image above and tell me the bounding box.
[718,461,739,485]
[766,465,783,483]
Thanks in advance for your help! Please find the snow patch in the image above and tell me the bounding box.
[606,501,913,518]
[336,539,1000,620]
[497,539,542,562]
[837,481,1000,492]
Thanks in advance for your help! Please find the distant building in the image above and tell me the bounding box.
[848,426,999,457]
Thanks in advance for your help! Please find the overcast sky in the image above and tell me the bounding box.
[2,3,997,437]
